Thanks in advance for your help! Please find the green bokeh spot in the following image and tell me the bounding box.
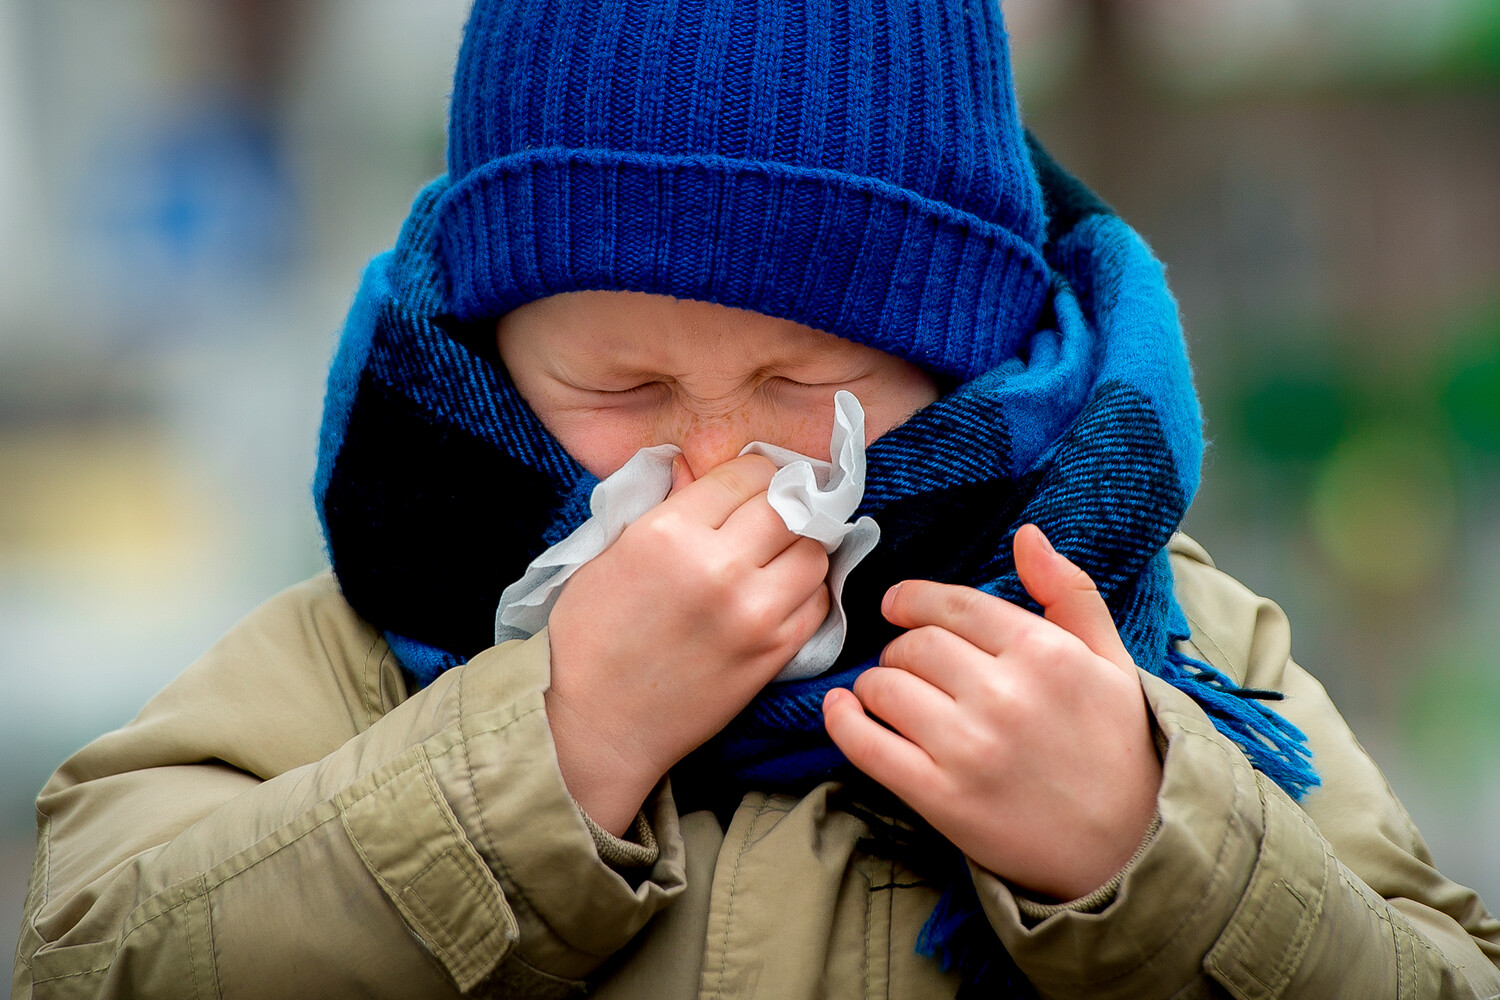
[1402,644,1500,783]
[1237,374,1348,463]
[1442,4,1500,80]
[1441,339,1500,455]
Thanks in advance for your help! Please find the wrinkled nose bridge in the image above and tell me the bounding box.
[673,408,754,477]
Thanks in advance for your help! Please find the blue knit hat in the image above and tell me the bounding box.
[436,0,1051,381]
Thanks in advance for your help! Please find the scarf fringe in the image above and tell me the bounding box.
[916,871,1034,999]
[1160,646,1321,800]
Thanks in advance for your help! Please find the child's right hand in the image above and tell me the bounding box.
[545,453,831,835]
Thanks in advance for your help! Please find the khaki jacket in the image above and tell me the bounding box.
[12,536,1500,999]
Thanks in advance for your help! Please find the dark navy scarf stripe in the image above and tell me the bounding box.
[315,150,1317,997]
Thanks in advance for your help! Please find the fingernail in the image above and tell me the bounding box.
[1030,524,1056,558]
[881,582,902,617]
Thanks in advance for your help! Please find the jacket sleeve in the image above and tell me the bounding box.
[971,535,1500,1000]
[10,574,686,1000]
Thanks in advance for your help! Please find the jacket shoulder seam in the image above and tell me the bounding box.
[361,630,385,729]
[42,812,52,918]
[1182,609,1244,683]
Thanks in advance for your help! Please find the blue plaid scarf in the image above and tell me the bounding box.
[315,147,1317,996]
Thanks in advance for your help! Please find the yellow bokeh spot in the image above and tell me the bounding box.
[1309,424,1457,594]
[0,423,222,588]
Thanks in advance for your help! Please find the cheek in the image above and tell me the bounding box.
[858,367,941,442]
[540,409,658,479]
[768,407,834,457]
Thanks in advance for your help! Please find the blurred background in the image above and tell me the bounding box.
[1,0,1496,978]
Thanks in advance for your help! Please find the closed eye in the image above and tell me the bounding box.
[766,374,850,390]
[587,379,668,395]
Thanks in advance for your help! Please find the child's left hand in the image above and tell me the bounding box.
[822,523,1162,902]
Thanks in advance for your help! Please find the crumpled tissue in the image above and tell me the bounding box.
[494,389,880,681]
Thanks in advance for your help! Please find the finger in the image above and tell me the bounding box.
[878,624,989,698]
[850,666,957,752]
[1013,524,1135,675]
[822,688,943,804]
[761,536,831,606]
[881,579,1034,657]
[739,578,831,684]
[718,492,804,565]
[669,452,695,494]
[661,453,779,528]
[782,578,832,649]
[728,541,827,661]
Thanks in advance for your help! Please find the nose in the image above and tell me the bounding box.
[675,415,752,479]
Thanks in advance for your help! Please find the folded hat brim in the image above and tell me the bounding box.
[436,147,1051,380]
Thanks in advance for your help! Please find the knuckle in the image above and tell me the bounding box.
[732,594,777,636]
[1064,563,1097,593]
[1032,628,1081,666]
[737,452,779,478]
[973,664,1009,704]
[817,580,833,611]
[910,624,949,660]
[887,625,934,667]
[633,508,688,550]
[939,585,986,623]
[747,592,806,643]
[853,667,896,705]
[797,536,831,572]
[1009,614,1048,648]
[804,586,832,627]
[826,698,865,742]
[687,550,744,602]
[955,719,1006,770]
[779,589,831,649]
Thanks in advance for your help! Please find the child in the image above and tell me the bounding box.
[14,2,1500,998]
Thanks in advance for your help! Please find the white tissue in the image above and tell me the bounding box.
[494,390,880,681]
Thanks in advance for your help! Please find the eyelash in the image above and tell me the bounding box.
[586,375,852,398]
[597,381,665,395]
[770,376,836,389]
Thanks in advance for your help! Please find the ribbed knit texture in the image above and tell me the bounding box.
[315,148,1318,997]
[436,0,1051,380]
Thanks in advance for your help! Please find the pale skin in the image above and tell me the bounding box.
[497,289,1162,901]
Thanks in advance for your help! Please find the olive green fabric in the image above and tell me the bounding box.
[12,537,1500,999]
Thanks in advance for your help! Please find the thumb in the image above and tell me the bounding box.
[669,451,696,494]
[1013,524,1135,675]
